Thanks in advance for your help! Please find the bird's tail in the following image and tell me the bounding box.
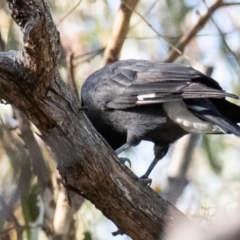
[197,111,240,137]
[185,98,240,137]
[210,99,240,123]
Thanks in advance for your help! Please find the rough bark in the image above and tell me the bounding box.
[0,1,194,239]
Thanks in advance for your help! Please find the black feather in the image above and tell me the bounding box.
[81,59,240,178]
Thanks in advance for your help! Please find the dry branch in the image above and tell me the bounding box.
[0,1,192,239]
[102,0,139,65]
[165,0,223,62]
[166,134,199,205]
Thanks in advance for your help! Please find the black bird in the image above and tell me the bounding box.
[81,59,240,179]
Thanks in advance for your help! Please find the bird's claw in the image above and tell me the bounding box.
[119,157,131,168]
[139,175,152,186]
[112,229,124,236]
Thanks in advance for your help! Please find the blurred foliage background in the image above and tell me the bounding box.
[1,0,240,239]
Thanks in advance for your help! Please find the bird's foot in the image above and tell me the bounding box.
[139,174,152,186]
[112,229,124,236]
[119,157,131,168]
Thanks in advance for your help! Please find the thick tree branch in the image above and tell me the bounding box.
[0,1,193,239]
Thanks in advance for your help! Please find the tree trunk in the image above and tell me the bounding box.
[0,1,194,239]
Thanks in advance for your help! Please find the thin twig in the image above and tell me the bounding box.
[165,0,224,62]
[73,47,105,67]
[123,1,185,59]
[128,29,239,40]
[213,23,239,65]
[202,0,239,65]
[57,0,83,26]
[129,0,159,30]
[73,47,105,60]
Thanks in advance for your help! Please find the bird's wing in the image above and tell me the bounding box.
[81,60,237,110]
[185,98,240,136]
[81,59,240,136]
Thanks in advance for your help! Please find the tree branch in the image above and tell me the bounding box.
[165,0,223,63]
[102,0,139,65]
[166,134,199,205]
[0,1,193,239]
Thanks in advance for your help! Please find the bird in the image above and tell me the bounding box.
[81,59,240,180]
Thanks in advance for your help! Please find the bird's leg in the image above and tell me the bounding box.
[140,144,169,185]
[116,143,132,167]
[115,143,131,154]
[141,156,161,179]
[140,156,160,186]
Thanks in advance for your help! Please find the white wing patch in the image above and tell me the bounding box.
[163,101,221,134]
[137,93,156,101]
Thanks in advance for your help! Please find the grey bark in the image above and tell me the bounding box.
[0,1,193,239]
